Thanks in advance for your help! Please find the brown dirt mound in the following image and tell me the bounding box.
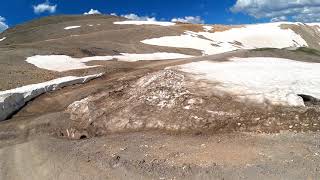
[63,69,320,139]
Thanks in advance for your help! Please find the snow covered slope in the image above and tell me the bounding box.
[26,53,193,72]
[0,73,103,121]
[142,23,308,55]
[175,57,320,107]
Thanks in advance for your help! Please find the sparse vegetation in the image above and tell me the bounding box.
[293,47,320,56]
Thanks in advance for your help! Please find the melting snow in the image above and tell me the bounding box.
[64,26,81,30]
[114,21,175,26]
[0,73,103,121]
[142,22,308,55]
[26,55,99,72]
[26,53,193,72]
[176,57,320,107]
[0,37,6,42]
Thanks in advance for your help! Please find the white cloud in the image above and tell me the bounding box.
[271,16,288,22]
[231,0,320,22]
[0,16,8,32]
[121,13,157,21]
[84,9,101,15]
[33,1,57,14]
[171,16,204,24]
[113,13,204,24]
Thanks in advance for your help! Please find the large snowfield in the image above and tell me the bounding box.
[176,57,320,107]
[142,22,308,55]
[0,73,103,121]
[26,53,193,72]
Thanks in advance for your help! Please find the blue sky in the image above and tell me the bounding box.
[0,0,264,30]
[1,0,320,32]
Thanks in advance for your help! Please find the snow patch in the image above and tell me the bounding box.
[142,22,308,55]
[175,57,320,107]
[0,73,103,121]
[0,37,6,42]
[114,21,175,26]
[64,26,81,30]
[26,53,193,72]
[142,31,237,55]
[26,55,99,72]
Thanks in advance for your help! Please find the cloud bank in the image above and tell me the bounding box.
[0,16,9,32]
[114,13,204,24]
[120,13,157,21]
[84,9,101,15]
[33,1,57,14]
[171,16,204,24]
[231,0,320,22]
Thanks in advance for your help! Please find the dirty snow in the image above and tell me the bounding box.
[26,53,193,72]
[142,22,308,55]
[0,37,6,42]
[203,26,213,32]
[114,21,175,26]
[64,26,81,30]
[175,57,320,107]
[0,73,103,121]
[131,69,190,109]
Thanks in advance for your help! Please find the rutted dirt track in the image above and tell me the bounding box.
[1,131,320,180]
[1,50,320,179]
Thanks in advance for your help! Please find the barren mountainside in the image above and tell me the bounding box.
[1,15,320,180]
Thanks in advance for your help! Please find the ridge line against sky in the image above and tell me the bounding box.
[1,0,320,32]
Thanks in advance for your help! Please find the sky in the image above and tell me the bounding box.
[1,0,320,32]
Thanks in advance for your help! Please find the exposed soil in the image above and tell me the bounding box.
[0,49,320,179]
[2,16,320,180]
[0,15,201,90]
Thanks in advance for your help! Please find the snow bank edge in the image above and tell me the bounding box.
[0,73,104,121]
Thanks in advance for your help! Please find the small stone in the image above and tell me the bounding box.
[120,147,127,151]
[254,117,261,121]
